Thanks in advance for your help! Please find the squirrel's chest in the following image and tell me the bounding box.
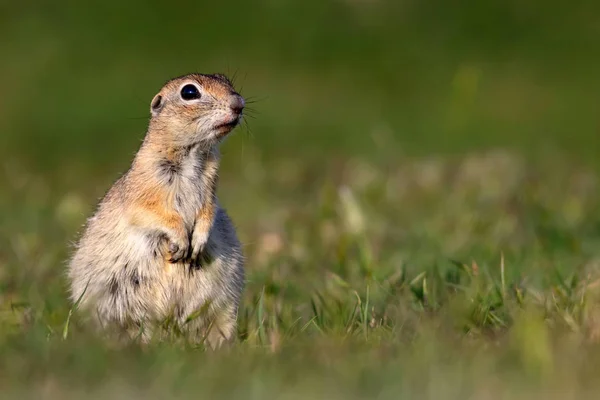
[169,157,205,225]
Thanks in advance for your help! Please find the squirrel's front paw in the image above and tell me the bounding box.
[190,230,210,268]
[165,236,189,263]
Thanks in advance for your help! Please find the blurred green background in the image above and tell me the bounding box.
[2,1,599,169]
[2,1,600,399]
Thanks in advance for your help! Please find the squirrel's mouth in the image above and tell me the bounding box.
[214,116,241,133]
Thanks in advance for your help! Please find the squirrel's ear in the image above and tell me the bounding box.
[150,94,164,116]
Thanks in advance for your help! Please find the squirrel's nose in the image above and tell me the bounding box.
[229,93,245,115]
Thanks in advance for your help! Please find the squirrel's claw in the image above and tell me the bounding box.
[166,240,188,263]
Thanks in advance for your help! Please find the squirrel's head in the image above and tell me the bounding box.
[148,73,245,147]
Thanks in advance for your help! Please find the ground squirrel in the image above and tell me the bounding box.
[67,73,245,349]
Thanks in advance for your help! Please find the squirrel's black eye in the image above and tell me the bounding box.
[180,84,201,100]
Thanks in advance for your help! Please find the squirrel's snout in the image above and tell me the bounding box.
[229,94,245,116]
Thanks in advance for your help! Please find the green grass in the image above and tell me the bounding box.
[2,1,600,398]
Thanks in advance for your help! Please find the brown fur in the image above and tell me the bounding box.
[67,73,246,349]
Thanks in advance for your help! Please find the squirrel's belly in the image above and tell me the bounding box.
[90,227,228,327]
